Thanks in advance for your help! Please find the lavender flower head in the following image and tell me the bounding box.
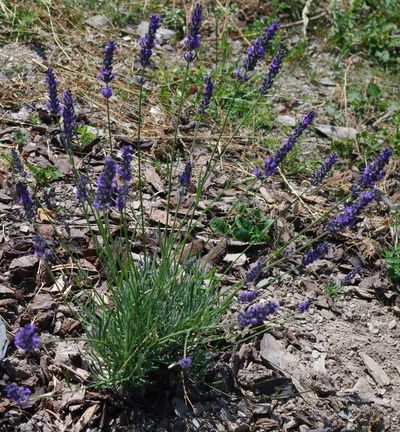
[6,384,31,407]
[93,157,117,210]
[11,148,26,177]
[297,298,313,313]
[118,145,133,183]
[139,14,162,69]
[236,20,280,82]
[183,3,203,62]
[311,153,338,186]
[245,260,264,285]
[259,48,285,95]
[236,38,265,82]
[256,111,315,179]
[14,323,40,351]
[62,90,76,150]
[33,234,51,260]
[356,148,393,190]
[178,356,192,370]
[179,161,193,195]
[238,290,260,303]
[16,182,35,222]
[260,20,280,48]
[198,75,215,115]
[238,299,279,328]
[340,266,362,286]
[98,40,116,98]
[45,67,61,117]
[326,189,377,233]
[302,241,329,266]
[76,173,89,203]
[115,145,133,211]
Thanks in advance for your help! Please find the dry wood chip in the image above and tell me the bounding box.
[145,166,164,193]
[75,404,99,432]
[359,352,391,386]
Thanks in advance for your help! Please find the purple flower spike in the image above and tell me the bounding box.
[302,241,329,266]
[257,111,315,179]
[340,265,362,286]
[11,148,26,177]
[33,234,51,260]
[14,323,40,351]
[179,161,193,195]
[198,75,215,115]
[326,189,377,233]
[259,48,285,95]
[98,40,117,98]
[6,384,31,407]
[260,20,280,48]
[16,182,35,222]
[178,356,192,370]
[93,157,117,210]
[183,3,203,62]
[62,90,76,150]
[139,14,162,69]
[45,67,61,117]
[245,260,264,285]
[357,148,393,190]
[238,290,260,303]
[115,145,133,211]
[238,300,279,328]
[236,38,266,82]
[236,20,280,82]
[118,145,133,183]
[76,173,89,203]
[297,298,313,313]
[311,153,338,186]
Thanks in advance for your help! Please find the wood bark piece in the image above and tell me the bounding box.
[260,334,317,401]
[359,352,391,386]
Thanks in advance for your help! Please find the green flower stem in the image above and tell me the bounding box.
[165,61,191,234]
[137,73,147,257]
[105,97,113,155]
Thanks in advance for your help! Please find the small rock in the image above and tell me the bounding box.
[314,124,357,141]
[319,77,336,86]
[276,115,296,127]
[223,253,247,267]
[0,318,8,361]
[388,319,397,330]
[85,15,112,29]
[252,403,272,415]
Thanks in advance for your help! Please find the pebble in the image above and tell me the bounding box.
[85,15,112,29]
[388,320,397,330]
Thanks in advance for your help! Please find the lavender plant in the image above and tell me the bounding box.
[5,2,395,405]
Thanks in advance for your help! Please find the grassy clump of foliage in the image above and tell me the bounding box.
[330,0,400,66]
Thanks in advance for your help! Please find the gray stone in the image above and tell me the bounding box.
[276,115,296,127]
[320,77,336,86]
[85,15,112,29]
[0,318,8,361]
[260,334,317,401]
[314,124,357,141]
